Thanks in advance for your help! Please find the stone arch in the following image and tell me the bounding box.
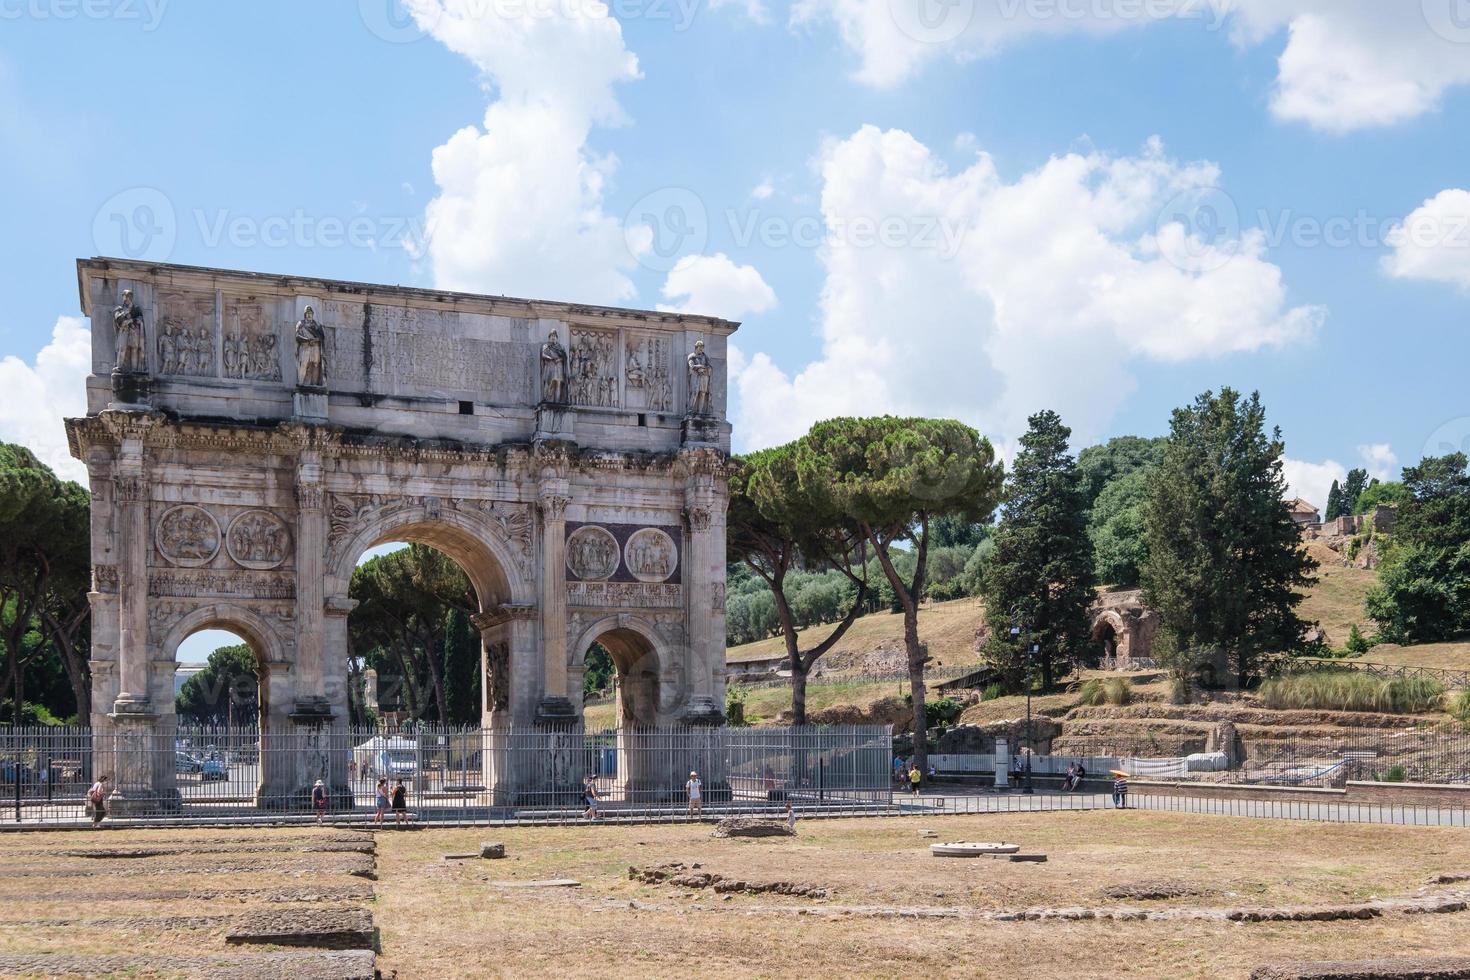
[163,602,287,669]
[1089,610,1127,667]
[326,505,532,608]
[570,614,670,728]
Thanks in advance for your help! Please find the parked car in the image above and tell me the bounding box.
[175,752,203,774]
[201,759,228,781]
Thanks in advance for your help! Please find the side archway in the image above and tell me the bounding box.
[570,614,672,728]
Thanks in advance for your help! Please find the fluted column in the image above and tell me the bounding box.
[681,495,722,725]
[536,483,575,725]
[293,457,327,709]
[112,470,151,711]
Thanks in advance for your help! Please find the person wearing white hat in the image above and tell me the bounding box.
[685,771,703,817]
[311,779,328,824]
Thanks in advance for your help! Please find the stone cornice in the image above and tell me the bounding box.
[66,413,730,478]
[79,256,741,337]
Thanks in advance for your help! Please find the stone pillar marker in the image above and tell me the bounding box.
[536,482,575,725]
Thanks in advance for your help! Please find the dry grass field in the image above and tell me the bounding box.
[372,812,1470,979]
[2,812,1469,978]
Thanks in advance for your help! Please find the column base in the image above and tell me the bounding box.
[534,696,579,728]
[108,371,152,409]
[681,414,720,446]
[293,387,328,422]
[105,788,183,816]
[680,698,725,727]
[534,404,576,444]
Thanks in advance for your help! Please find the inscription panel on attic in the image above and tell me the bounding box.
[318,299,535,401]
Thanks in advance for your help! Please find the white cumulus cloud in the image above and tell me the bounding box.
[659,253,777,320]
[1358,443,1400,482]
[1382,188,1470,289]
[405,0,643,303]
[730,128,1323,451]
[790,0,1470,133]
[0,316,91,484]
[1281,457,1345,514]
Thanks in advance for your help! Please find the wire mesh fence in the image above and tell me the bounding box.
[0,723,894,825]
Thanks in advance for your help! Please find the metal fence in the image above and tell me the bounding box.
[1278,657,1470,691]
[0,723,893,825]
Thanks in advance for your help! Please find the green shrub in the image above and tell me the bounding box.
[925,697,965,728]
[1376,765,1407,783]
[1078,677,1131,707]
[1257,670,1445,714]
[724,686,748,727]
[981,683,1005,702]
[1344,624,1374,656]
[1451,690,1470,723]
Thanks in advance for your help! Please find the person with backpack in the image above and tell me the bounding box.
[311,779,328,825]
[391,778,408,825]
[86,774,110,829]
[908,764,922,797]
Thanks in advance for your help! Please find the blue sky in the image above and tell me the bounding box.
[2,2,1469,660]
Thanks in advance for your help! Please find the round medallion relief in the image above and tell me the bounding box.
[624,527,678,583]
[155,505,222,568]
[226,509,292,570]
[566,525,621,581]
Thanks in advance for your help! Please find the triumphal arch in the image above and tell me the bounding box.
[66,257,735,810]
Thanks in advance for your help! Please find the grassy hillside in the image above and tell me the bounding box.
[725,597,986,668]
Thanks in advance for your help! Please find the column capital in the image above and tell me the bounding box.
[538,488,571,523]
[471,603,536,632]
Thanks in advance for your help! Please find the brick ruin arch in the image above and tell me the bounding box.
[67,258,736,813]
[1088,591,1161,669]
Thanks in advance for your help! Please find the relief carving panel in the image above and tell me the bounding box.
[624,528,677,583]
[226,509,292,570]
[155,505,222,567]
[566,582,683,609]
[568,327,618,408]
[156,292,217,378]
[566,525,620,581]
[223,297,282,381]
[624,335,673,412]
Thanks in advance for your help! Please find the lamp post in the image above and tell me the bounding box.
[1008,613,1036,795]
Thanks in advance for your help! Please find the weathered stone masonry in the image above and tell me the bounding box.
[66,257,737,810]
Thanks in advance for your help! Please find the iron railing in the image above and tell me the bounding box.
[0,723,893,825]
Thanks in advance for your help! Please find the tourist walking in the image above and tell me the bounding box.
[583,774,600,820]
[784,800,796,832]
[908,764,922,797]
[685,770,703,817]
[311,779,328,824]
[1111,771,1129,809]
[374,778,389,824]
[391,778,408,825]
[86,774,110,829]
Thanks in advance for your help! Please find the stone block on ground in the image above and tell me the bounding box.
[1249,958,1470,980]
[225,907,375,950]
[0,951,377,980]
[481,841,506,859]
[711,817,795,838]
